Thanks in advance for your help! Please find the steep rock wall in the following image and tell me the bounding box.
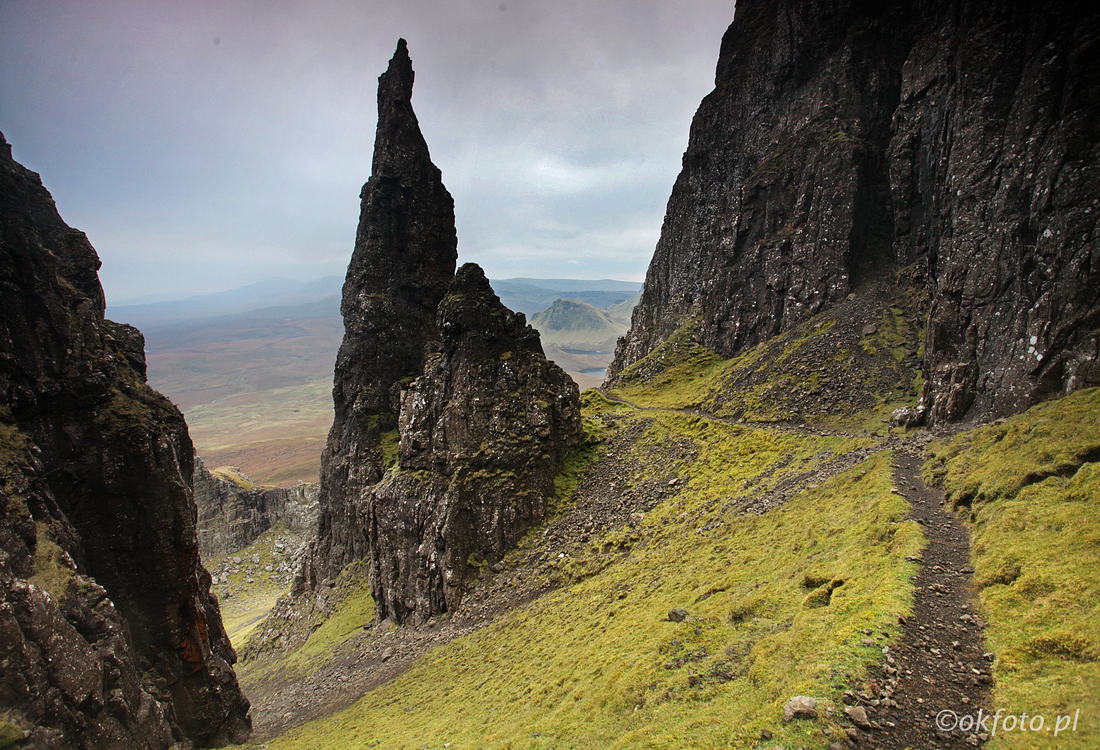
[193,460,319,561]
[367,264,581,623]
[0,134,250,748]
[309,39,458,588]
[610,0,1100,425]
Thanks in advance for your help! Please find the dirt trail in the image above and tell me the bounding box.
[598,392,995,746]
[846,448,991,749]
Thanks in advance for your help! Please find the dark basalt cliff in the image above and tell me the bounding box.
[368,264,581,623]
[308,39,458,589]
[610,0,1100,425]
[293,42,581,626]
[0,135,250,747]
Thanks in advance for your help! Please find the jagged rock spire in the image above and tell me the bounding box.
[371,39,430,177]
[368,263,582,623]
[307,39,458,586]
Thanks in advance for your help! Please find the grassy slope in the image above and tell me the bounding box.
[223,298,1098,749]
[248,403,922,748]
[211,524,298,647]
[610,289,924,433]
[925,387,1100,748]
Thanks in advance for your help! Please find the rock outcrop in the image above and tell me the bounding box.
[609,0,1100,425]
[309,39,458,588]
[289,42,581,627]
[367,264,582,623]
[193,460,319,561]
[0,133,250,747]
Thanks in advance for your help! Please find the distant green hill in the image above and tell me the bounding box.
[490,278,642,315]
[604,292,640,326]
[530,298,626,353]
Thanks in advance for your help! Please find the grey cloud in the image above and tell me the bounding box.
[0,0,735,301]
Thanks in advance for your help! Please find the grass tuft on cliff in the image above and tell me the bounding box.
[925,387,1100,748]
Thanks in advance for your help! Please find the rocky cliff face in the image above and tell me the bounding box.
[367,264,581,623]
[610,0,1100,425]
[309,39,458,589]
[193,460,319,561]
[0,134,250,747]
[292,42,581,627]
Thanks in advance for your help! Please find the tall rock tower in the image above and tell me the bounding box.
[308,39,459,588]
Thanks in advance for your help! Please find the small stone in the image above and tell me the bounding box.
[760,729,773,740]
[863,323,878,336]
[667,608,690,622]
[782,695,818,722]
[846,705,872,729]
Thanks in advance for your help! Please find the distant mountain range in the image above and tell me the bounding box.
[109,276,345,330]
[108,276,641,331]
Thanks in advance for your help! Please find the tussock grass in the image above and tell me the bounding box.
[236,561,375,690]
[29,522,74,604]
[254,410,920,749]
[925,387,1100,748]
[283,563,375,674]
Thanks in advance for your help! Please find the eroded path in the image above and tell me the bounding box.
[849,448,992,749]
[599,391,995,747]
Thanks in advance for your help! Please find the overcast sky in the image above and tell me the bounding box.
[0,0,736,303]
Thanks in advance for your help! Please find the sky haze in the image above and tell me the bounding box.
[0,0,737,303]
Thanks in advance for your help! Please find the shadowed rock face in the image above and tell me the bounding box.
[0,134,250,747]
[310,38,458,589]
[368,264,582,623]
[610,0,1100,425]
[287,42,581,627]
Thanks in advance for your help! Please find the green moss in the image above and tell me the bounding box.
[543,442,595,521]
[0,421,29,462]
[379,429,400,469]
[925,388,1100,748]
[29,523,74,604]
[0,716,24,747]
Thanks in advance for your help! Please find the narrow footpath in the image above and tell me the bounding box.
[851,448,992,749]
